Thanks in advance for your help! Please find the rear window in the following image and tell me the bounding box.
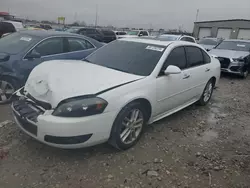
[198,38,218,45]
[85,40,165,76]
[157,35,179,41]
[0,32,39,54]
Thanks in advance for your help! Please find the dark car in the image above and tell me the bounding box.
[39,24,52,30]
[0,30,103,103]
[209,39,250,78]
[66,27,116,43]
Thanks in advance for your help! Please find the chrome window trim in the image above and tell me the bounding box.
[22,36,96,60]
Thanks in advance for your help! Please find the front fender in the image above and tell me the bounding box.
[100,78,157,117]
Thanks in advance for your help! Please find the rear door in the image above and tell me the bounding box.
[184,46,212,98]
[64,37,96,59]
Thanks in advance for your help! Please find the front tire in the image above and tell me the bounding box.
[198,79,214,106]
[0,77,18,104]
[109,102,147,150]
[240,69,248,79]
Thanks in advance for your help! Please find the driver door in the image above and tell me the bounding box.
[155,46,192,116]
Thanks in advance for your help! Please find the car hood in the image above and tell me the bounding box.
[199,44,215,50]
[24,60,144,108]
[209,49,249,59]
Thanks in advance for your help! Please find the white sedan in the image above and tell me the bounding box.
[12,38,220,150]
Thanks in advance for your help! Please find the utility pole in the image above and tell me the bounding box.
[95,5,98,28]
[195,9,199,22]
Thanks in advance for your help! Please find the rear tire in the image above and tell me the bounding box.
[198,79,214,106]
[109,102,148,150]
[0,77,19,104]
[240,69,248,79]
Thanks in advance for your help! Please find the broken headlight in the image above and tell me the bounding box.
[52,97,108,117]
[231,58,245,66]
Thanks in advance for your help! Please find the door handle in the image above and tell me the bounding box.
[183,74,190,79]
[205,68,210,72]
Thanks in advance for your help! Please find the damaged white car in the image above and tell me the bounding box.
[12,38,220,150]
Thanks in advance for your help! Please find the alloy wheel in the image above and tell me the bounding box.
[242,70,248,78]
[120,109,144,145]
[0,80,15,104]
[203,82,213,102]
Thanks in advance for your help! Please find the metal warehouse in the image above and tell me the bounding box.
[193,19,250,40]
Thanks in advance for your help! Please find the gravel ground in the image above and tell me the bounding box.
[1,75,250,188]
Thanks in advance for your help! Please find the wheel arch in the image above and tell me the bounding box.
[210,76,216,86]
[128,98,152,122]
[115,97,153,123]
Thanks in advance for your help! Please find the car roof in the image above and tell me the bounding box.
[120,37,199,47]
[17,29,83,38]
[223,39,250,43]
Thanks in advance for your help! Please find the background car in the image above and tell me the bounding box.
[0,30,103,103]
[12,39,220,150]
[66,27,116,43]
[0,20,24,37]
[119,30,149,38]
[114,31,127,39]
[198,37,223,51]
[39,24,52,30]
[156,34,196,43]
[209,39,250,78]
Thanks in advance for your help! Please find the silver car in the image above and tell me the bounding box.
[209,39,250,78]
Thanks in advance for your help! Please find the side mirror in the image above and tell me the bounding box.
[26,50,41,59]
[164,65,181,75]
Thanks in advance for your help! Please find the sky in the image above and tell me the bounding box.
[1,0,250,31]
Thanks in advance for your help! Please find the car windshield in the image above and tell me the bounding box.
[157,35,179,41]
[215,41,250,52]
[85,40,166,76]
[0,32,40,54]
[198,38,218,45]
[127,31,139,35]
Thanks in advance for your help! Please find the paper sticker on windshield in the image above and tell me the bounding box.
[146,46,164,52]
[20,37,32,42]
[237,44,245,47]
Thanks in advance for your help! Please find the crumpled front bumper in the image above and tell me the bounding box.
[11,91,117,149]
[221,65,244,75]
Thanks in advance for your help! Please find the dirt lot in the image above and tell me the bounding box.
[0,75,250,188]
